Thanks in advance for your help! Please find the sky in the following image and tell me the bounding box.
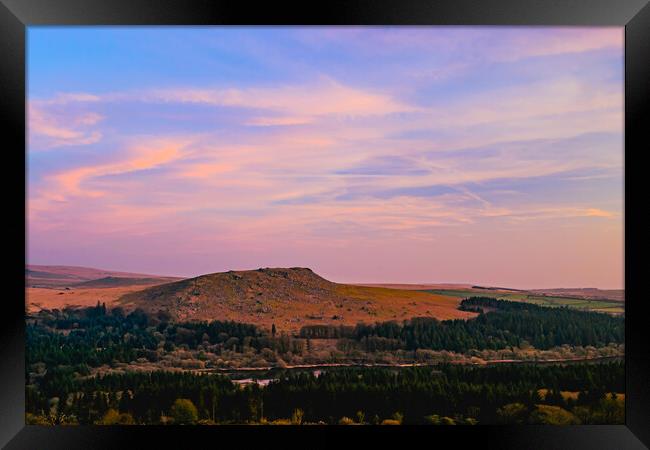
[27,27,624,289]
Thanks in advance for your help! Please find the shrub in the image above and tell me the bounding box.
[197,419,217,425]
[291,408,304,425]
[170,399,198,425]
[496,403,529,424]
[529,405,580,425]
[25,413,50,425]
[424,414,442,425]
[269,419,292,425]
[440,416,456,425]
[380,419,401,425]
[96,409,135,425]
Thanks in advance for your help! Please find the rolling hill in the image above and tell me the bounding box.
[117,267,476,332]
[25,265,184,313]
[26,264,181,288]
[72,276,182,289]
[528,288,624,302]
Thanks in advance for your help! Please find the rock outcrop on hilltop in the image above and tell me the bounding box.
[117,267,475,331]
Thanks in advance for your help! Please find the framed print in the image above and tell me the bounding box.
[1,0,649,448]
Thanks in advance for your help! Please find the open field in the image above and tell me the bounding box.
[26,285,165,313]
[356,282,624,315]
[354,283,474,291]
[530,288,624,302]
[421,289,624,315]
[333,284,477,320]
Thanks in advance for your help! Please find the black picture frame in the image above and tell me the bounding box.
[1,1,648,448]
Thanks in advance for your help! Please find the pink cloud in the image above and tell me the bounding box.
[245,116,314,127]
[29,103,104,149]
[47,137,193,198]
[26,28,624,287]
[100,78,417,119]
[502,28,623,61]
[292,27,622,62]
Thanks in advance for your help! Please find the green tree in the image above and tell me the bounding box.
[170,399,198,425]
[96,408,135,425]
[424,414,442,425]
[496,403,528,424]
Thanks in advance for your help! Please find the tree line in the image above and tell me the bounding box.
[26,362,624,425]
[300,297,624,352]
[27,303,305,374]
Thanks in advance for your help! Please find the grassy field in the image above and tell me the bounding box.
[421,289,624,315]
[26,285,163,313]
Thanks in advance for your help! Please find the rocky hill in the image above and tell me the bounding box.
[117,267,475,332]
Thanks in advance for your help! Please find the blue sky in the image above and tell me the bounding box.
[27,27,624,288]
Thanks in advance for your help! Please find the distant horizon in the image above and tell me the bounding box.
[28,27,624,290]
[25,262,625,291]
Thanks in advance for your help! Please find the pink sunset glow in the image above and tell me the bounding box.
[27,27,624,289]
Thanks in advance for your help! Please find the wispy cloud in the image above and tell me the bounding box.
[29,103,104,149]
[26,27,624,287]
[44,137,194,198]
[146,78,414,117]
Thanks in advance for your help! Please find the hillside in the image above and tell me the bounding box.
[72,276,181,288]
[354,283,474,291]
[27,285,165,314]
[26,265,181,288]
[529,288,624,302]
[118,267,475,332]
[26,265,184,313]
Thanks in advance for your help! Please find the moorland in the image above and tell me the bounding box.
[25,265,625,425]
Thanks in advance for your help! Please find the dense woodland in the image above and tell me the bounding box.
[28,298,623,373]
[26,363,624,425]
[301,297,624,352]
[26,297,625,425]
[27,303,303,372]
